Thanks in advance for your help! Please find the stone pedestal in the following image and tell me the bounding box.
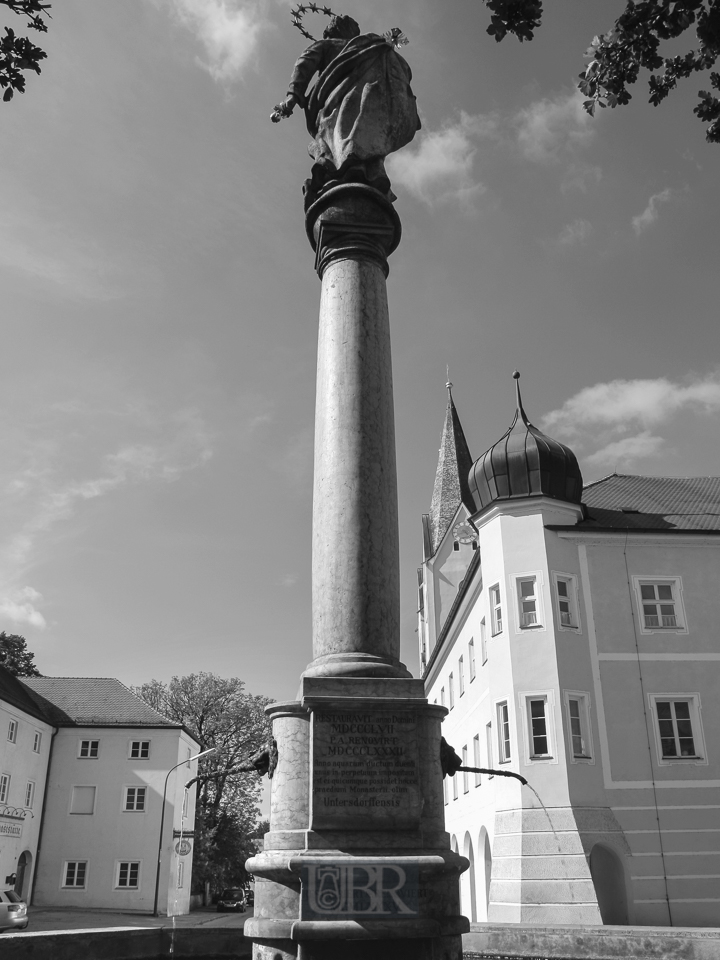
[245,185,467,959]
[246,678,468,960]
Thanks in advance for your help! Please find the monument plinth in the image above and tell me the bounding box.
[246,15,467,959]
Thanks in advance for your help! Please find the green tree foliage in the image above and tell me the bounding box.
[482,1,720,143]
[133,673,273,892]
[1,1,50,102]
[0,632,42,676]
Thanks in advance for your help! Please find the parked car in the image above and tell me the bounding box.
[0,890,29,932]
[216,888,246,912]
[245,887,254,907]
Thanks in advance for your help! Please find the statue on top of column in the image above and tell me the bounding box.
[272,10,421,209]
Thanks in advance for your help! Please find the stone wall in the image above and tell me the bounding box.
[463,923,720,959]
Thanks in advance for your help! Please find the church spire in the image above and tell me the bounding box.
[428,379,474,555]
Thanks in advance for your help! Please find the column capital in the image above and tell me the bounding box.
[305,184,402,279]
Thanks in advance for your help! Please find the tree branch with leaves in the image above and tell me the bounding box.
[133,672,273,892]
[1,0,51,102]
[482,0,720,143]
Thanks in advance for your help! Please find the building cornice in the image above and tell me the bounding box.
[548,526,720,546]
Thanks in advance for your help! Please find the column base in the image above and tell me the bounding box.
[302,652,412,680]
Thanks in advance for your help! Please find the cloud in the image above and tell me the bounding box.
[163,0,271,83]
[632,188,673,235]
[557,219,592,246]
[542,375,720,437]
[280,573,298,588]
[515,90,595,164]
[0,404,213,629]
[584,431,666,471]
[0,587,47,630]
[387,112,497,208]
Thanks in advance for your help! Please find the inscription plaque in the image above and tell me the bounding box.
[311,709,421,828]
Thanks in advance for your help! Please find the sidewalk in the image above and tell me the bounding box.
[10,905,249,934]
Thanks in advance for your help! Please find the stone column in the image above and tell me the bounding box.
[244,184,468,960]
[303,184,410,680]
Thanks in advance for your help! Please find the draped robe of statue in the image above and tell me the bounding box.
[287,33,421,204]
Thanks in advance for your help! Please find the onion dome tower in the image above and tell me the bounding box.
[468,371,583,514]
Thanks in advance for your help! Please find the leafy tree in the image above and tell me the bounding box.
[133,673,273,892]
[1,0,50,102]
[482,1,720,143]
[0,632,41,676]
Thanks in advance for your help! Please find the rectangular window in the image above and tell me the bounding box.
[473,734,481,786]
[468,638,476,681]
[70,785,96,815]
[0,773,9,803]
[641,582,678,629]
[462,745,469,793]
[177,861,184,889]
[7,719,18,743]
[186,747,192,769]
[486,722,493,771]
[129,740,150,759]
[557,579,572,625]
[655,699,699,758]
[124,786,147,812]
[480,618,488,664]
[518,576,539,628]
[458,657,465,697]
[553,573,580,630]
[497,702,511,762]
[116,861,140,889]
[25,780,35,809]
[443,773,448,806]
[452,772,458,800]
[448,674,454,710]
[33,731,42,753]
[63,861,87,888]
[528,697,551,758]
[565,694,592,760]
[490,585,503,635]
[182,789,189,818]
[78,740,99,759]
[440,686,445,708]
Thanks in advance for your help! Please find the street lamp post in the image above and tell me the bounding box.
[152,747,216,917]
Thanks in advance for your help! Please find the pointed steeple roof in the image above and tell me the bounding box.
[428,381,474,555]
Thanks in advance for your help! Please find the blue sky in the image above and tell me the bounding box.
[1,0,719,706]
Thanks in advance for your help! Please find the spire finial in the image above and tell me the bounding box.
[446,364,453,397]
[512,370,529,424]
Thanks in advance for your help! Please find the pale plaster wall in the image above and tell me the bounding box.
[33,727,199,915]
[423,498,720,926]
[0,703,53,899]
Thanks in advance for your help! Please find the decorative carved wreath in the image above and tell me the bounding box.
[290,4,337,43]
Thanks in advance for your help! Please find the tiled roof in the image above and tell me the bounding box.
[428,386,474,555]
[19,677,180,727]
[0,666,50,724]
[578,474,720,531]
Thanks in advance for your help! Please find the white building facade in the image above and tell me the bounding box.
[0,674,200,915]
[0,670,54,901]
[419,380,720,928]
